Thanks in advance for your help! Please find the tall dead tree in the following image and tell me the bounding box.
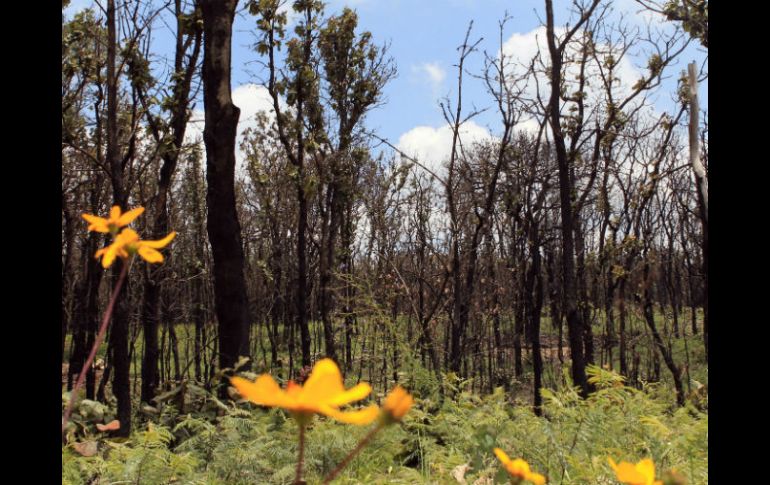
[201,0,251,385]
[543,0,601,397]
[687,62,708,362]
[105,0,132,436]
[445,23,487,373]
[253,0,322,367]
[316,8,396,368]
[136,0,202,404]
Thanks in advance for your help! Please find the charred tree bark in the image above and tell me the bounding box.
[574,222,594,366]
[414,187,442,377]
[524,223,545,416]
[201,0,251,387]
[139,0,202,404]
[187,150,208,383]
[544,0,600,397]
[641,258,685,406]
[341,199,357,370]
[447,26,505,374]
[105,0,131,436]
[62,193,77,362]
[69,228,104,398]
[268,224,284,369]
[545,246,564,364]
[260,4,315,367]
[319,180,340,361]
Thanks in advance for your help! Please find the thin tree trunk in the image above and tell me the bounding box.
[524,218,545,415]
[139,1,201,403]
[201,0,251,391]
[687,63,708,363]
[618,279,628,376]
[544,0,596,396]
[105,0,131,436]
[641,259,684,406]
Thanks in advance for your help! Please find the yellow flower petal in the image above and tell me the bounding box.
[230,375,295,408]
[509,458,532,475]
[496,450,546,483]
[636,459,656,484]
[382,385,413,421]
[608,458,663,485]
[494,448,511,466]
[116,206,145,226]
[230,358,376,424]
[528,472,546,485]
[611,460,648,484]
[137,245,164,264]
[82,214,110,233]
[319,404,380,425]
[139,231,177,249]
[286,380,302,399]
[83,206,146,234]
[301,358,346,403]
[119,228,141,243]
[326,382,372,407]
[101,245,118,268]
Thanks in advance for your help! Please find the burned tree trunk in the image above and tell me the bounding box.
[201,0,251,386]
[641,257,685,406]
[687,62,708,363]
[139,0,202,404]
[543,0,600,397]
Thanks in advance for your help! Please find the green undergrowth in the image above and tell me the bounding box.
[62,366,707,484]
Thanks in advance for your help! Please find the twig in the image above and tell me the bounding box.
[294,421,307,485]
[323,423,383,484]
[62,259,131,437]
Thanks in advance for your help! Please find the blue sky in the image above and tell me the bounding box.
[64,0,707,165]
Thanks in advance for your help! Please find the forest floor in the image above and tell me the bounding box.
[62,310,707,484]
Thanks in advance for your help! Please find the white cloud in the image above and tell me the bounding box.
[184,109,205,148]
[501,26,645,115]
[513,117,542,137]
[63,0,92,18]
[277,1,300,28]
[394,122,495,240]
[612,0,671,28]
[423,62,447,85]
[184,83,280,173]
[412,62,447,93]
[232,84,276,125]
[396,120,494,178]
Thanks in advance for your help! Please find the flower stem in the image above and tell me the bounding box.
[294,420,307,485]
[62,259,131,437]
[322,423,383,484]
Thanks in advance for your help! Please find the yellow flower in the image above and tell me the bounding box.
[608,458,663,485]
[230,358,379,425]
[493,448,546,485]
[381,385,413,424]
[82,206,144,234]
[94,228,176,268]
